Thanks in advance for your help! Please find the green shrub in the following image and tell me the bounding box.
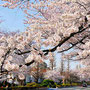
[61,83,71,87]
[40,79,56,88]
[61,83,80,87]
[11,85,25,90]
[56,84,61,88]
[71,83,78,86]
[87,82,90,85]
[26,82,40,87]
[17,85,24,87]
[0,87,6,90]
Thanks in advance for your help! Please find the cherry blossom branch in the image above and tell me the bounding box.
[70,55,90,61]
[76,2,87,11]
[19,60,35,67]
[15,49,31,55]
[75,46,84,50]
[58,35,88,53]
[15,24,90,56]
[13,24,90,67]
[11,25,90,69]
[43,24,90,55]
[0,60,35,74]
[0,48,11,73]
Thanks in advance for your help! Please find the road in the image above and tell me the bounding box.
[48,86,90,90]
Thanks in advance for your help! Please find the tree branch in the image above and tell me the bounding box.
[13,24,90,68]
[43,24,90,55]
[70,55,90,61]
[15,50,31,55]
[58,35,88,53]
[19,60,35,67]
[76,2,87,11]
[0,48,11,73]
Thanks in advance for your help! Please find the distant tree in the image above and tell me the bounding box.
[68,71,80,83]
[30,62,47,83]
[49,53,56,70]
[44,70,64,82]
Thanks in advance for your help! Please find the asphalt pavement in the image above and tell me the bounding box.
[48,86,90,90]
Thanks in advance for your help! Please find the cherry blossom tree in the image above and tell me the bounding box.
[78,59,90,81]
[0,0,90,80]
[44,70,64,82]
[49,52,56,70]
[30,62,47,83]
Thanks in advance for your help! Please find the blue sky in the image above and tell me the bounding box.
[0,0,78,70]
[0,0,26,32]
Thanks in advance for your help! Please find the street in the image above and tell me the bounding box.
[48,86,90,90]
